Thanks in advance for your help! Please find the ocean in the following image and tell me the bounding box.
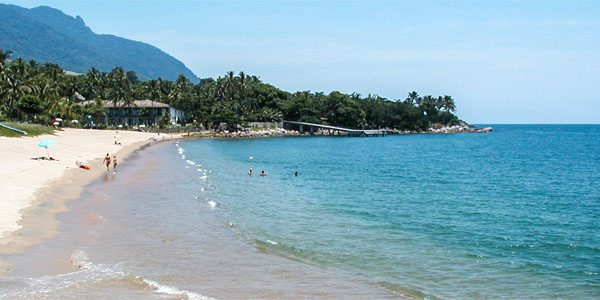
[1,124,599,299]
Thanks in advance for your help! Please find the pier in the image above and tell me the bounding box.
[282,121,386,137]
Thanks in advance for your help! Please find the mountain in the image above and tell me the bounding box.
[0,4,199,82]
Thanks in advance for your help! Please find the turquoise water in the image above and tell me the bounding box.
[182,125,600,299]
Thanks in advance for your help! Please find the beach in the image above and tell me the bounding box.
[0,125,598,299]
[0,135,403,299]
[0,128,162,247]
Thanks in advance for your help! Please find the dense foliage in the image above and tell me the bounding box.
[0,49,459,130]
[0,4,199,82]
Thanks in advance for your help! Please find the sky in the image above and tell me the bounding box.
[3,0,600,124]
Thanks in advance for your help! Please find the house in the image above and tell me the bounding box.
[80,100,187,127]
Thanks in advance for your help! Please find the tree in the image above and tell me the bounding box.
[17,95,43,121]
[442,95,456,112]
[0,49,463,129]
[405,91,419,106]
[326,91,366,128]
[256,107,283,122]
[0,49,12,77]
[144,79,163,107]
[1,58,36,119]
[83,98,107,128]
[224,71,236,102]
[108,67,132,107]
[157,111,171,128]
[126,70,139,85]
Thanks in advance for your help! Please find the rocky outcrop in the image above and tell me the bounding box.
[387,122,492,135]
[189,128,301,138]
[185,121,492,139]
[428,123,492,134]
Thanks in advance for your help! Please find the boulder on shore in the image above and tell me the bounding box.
[422,122,492,134]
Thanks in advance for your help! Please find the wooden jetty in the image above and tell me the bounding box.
[282,121,386,137]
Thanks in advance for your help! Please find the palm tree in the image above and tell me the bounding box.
[158,79,173,105]
[443,95,456,112]
[107,68,133,126]
[63,99,82,121]
[85,98,107,127]
[257,107,283,122]
[33,64,64,106]
[1,59,37,119]
[83,68,103,99]
[224,71,237,102]
[144,79,163,108]
[48,98,81,121]
[436,96,445,111]
[0,49,12,78]
[238,71,248,97]
[405,91,420,106]
[0,49,11,63]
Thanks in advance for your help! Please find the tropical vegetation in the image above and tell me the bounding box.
[0,49,459,131]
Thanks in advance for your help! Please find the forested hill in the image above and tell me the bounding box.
[0,4,199,82]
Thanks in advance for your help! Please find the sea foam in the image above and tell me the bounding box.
[141,278,218,300]
[0,250,218,300]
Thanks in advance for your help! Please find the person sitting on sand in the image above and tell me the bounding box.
[76,161,91,170]
[103,153,111,173]
[113,155,118,174]
[260,170,267,176]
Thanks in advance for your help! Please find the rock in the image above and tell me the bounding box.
[432,123,444,130]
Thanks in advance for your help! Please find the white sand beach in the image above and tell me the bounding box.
[0,128,162,245]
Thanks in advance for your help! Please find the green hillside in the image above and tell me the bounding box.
[0,4,199,82]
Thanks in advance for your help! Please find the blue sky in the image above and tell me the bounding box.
[4,0,600,123]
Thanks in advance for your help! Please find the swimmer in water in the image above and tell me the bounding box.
[260,170,267,176]
[248,168,252,176]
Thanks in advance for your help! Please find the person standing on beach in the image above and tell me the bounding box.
[113,155,118,174]
[103,154,111,173]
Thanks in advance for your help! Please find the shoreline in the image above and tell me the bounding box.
[1,137,405,299]
[182,124,493,139]
[0,140,152,274]
[0,129,183,263]
[0,124,489,254]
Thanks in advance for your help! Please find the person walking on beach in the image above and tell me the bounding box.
[113,155,118,174]
[103,154,111,173]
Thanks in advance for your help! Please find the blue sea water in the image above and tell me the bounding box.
[180,125,600,299]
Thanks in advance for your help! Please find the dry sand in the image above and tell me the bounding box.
[0,128,171,246]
